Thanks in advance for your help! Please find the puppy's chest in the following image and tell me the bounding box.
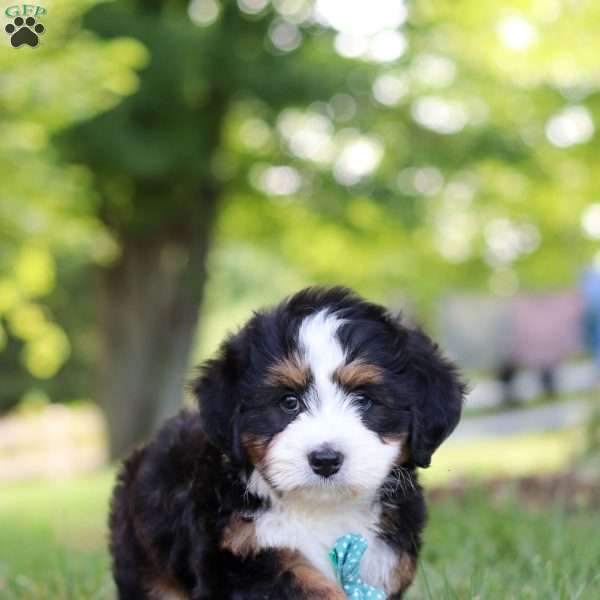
[252,502,398,589]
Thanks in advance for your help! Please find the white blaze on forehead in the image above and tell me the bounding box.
[261,307,400,499]
[297,309,346,411]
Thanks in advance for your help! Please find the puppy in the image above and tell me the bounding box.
[109,287,464,599]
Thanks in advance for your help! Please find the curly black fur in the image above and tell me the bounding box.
[109,287,464,599]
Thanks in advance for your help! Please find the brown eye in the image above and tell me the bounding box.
[280,394,300,414]
[354,394,373,411]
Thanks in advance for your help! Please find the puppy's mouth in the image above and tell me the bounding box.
[266,463,366,496]
[283,481,366,507]
[307,471,344,488]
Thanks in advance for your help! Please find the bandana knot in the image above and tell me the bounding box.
[329,533,386,600]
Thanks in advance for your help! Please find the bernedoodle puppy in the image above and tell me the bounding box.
[109,287,464,599]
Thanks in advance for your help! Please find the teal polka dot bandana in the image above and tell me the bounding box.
[328,533,386,600]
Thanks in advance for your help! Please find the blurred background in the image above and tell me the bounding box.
[1,0,600,598]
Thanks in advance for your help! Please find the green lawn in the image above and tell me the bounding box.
[0,472,114,600]
[412,489,600,599]
[1,470,599,599]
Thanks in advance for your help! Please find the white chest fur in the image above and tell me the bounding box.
[248,473,399,591]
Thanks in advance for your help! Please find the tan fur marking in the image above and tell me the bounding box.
[242,432,270,465]
[147,575,187,600]
[220,515,259,558]
[381,432,410,465]
[279,549,346,600]
[266,354,310,389]
[333,361,384,389]
[387,553,416,595]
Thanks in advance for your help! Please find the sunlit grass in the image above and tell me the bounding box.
[0,430,597,599]
[410,487,600,600]
[0,472,114,600]
[423,428,584,486]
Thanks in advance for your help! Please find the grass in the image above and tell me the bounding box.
[0,472,114,600]
[422,428,584,486]
[410,489,600,600]
[1,456,599,599]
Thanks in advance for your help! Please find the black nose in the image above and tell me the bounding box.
[308,446,344,477]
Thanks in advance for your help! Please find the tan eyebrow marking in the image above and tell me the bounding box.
[266,353,311,389]
[333,361,384,389]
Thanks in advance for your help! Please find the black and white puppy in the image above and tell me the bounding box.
[110,287,464,600]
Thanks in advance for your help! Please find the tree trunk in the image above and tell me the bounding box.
[97,198,218,459]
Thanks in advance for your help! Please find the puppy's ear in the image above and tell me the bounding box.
[192,329,248,461]
[405,328,465,468]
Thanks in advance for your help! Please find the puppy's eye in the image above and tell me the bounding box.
[354,394,373,411]
[280,394,300,414]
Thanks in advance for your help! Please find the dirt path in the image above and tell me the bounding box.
[452,397,594,441]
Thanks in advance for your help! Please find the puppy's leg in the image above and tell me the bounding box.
[222,516,345,599]
[278,549,346,600]
[111,506,189,600]
[111,525,152,600]
[386,552,417,600]
[110,451,154,600]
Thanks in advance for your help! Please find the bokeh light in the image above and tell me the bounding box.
[497,15,538,51]
[411,96,469,134]
[545,106,594,148]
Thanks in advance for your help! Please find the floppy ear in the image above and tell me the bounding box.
[192,330,248,461]
[405,328,465,468]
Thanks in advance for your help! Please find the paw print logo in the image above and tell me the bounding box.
[5,16,45,48]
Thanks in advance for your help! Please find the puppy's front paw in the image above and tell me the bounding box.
[385,553,416,598]
[278,549,345,599]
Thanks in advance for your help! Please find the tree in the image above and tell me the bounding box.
[4,0,600,458]
[64,0,600,456]
[58,0,356,457]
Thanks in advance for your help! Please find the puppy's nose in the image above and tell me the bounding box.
[308,446,344,477]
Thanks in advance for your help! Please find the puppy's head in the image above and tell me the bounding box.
[194,287,464,499]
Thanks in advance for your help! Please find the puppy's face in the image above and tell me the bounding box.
[195,287,464,500]
[242,310,409,498]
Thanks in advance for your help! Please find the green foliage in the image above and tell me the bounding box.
[0,0,145,410]
[206,0,600,315]
[3,0,600,412]
[57,0,351,231]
